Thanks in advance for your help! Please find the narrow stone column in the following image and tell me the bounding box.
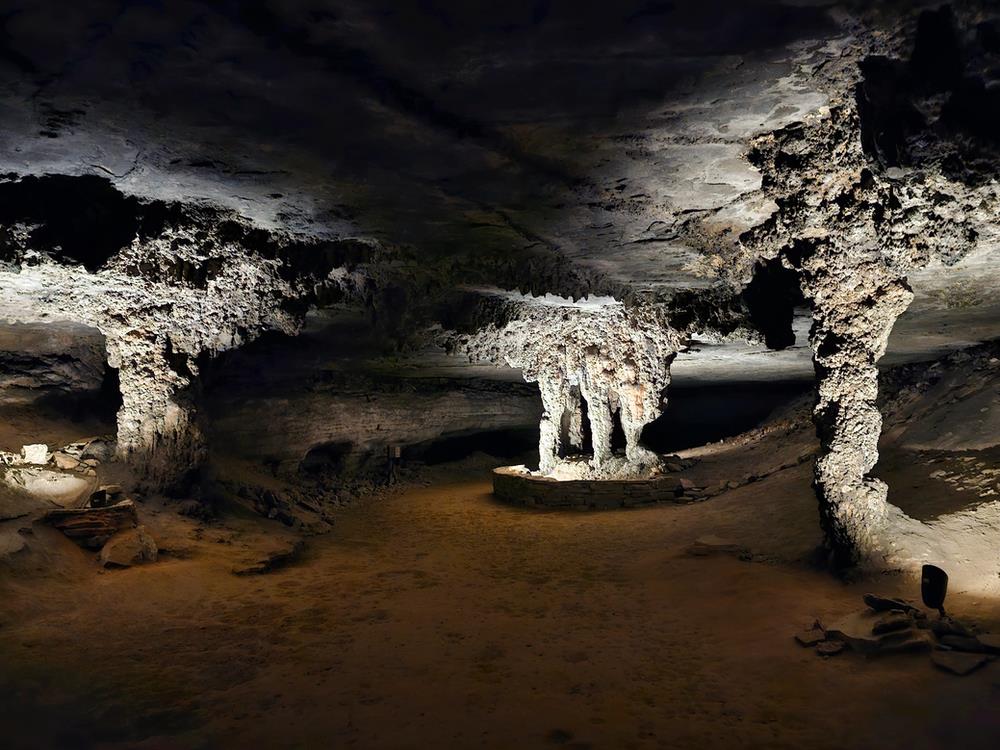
[107,334,206,487]
[801,256,913,567]
[581,386,613,467]
[536,378,566,475]
[618,382,661,465]
[564,386,585,451]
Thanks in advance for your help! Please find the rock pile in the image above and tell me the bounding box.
[42,482,159,568]
[795,593,1000,675]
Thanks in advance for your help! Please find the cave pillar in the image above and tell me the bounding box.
[564,386,585,451]
[537,378,567,475]
[617,380,664,466]
[581,386,613,467]
[107,334,206,487]
[802,257,913,567]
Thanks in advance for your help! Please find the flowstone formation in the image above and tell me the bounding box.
[734,7,997,567]
[0,175,372,485]
[453,296,681,478]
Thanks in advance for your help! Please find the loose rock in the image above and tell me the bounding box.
[931,650,991,676]
[99,526,158,567]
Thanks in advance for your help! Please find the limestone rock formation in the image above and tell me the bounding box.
[453,295,681,477]
[0,181,374,486]
[733,9,999,567]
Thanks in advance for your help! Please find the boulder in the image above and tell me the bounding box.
[51,452,82,471]
[79,438,115,463]
[88,485,126,508]
[20,444,49,465]
[99,526,158,567]
[43,500,138,549]
[931,650,991,676]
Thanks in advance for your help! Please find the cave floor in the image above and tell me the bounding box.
[3,452,1000,749]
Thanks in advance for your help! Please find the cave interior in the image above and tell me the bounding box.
[4,1,1000,748]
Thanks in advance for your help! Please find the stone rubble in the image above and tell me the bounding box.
[796,592,1000,675]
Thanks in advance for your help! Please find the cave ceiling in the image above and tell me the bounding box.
[2,0,1000,384]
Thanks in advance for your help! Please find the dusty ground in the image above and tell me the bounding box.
[3,436,1000,749]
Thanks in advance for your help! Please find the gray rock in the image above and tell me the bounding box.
[51,452,82,471]
[99,526,158,567]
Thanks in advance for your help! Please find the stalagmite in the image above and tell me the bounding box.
[108,335,206,485]
[799,252,913,567]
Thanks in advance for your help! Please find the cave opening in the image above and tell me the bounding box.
[640,380,810,455]
[300,440,354,476]
[406,427,539,466]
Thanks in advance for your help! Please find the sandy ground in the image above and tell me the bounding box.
[3,441,1000,749]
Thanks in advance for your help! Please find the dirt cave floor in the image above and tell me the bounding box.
[3,441,1000,748]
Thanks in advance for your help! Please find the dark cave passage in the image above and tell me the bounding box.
[406,427,539,466]
[640,380,810,454]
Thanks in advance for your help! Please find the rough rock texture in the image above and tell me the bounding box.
[43,500,138,549]
[734,9,998,566]
[99,525,158,568]
[453,295,681,477]
[0,183,373,485]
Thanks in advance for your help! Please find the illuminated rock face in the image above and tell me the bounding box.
[0,188,360,486]
[740,49,992,565]
[456,299,680,478]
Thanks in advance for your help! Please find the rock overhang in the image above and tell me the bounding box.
[0,1,998,386]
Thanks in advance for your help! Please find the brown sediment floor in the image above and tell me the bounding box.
[2,450,1000,750]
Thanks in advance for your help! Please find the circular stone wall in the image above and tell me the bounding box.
[492,466,722,509]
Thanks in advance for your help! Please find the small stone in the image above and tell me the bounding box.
[931,650,990,676]
[82,458,100,467]
[795,629,825,647]
[678,478,695,491]
[816,641,845,656]
[99,526,158,568]
[664,462,683,473]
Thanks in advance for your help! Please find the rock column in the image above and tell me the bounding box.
[800,251,913,567]
[107,334,206,486]
[537,378,567,475]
